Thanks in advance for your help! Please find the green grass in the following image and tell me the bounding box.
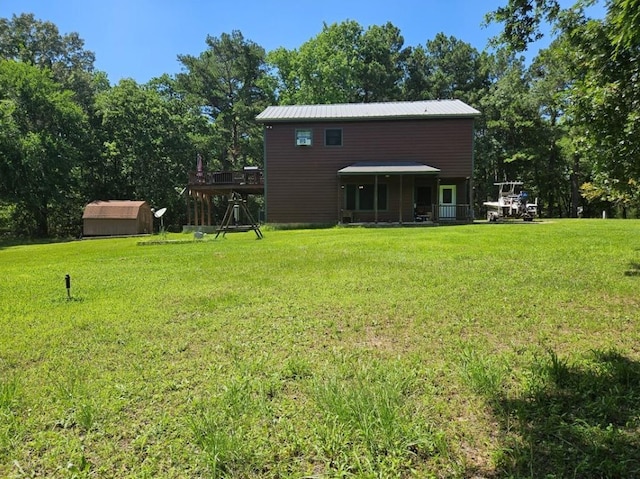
[1,219,639,477]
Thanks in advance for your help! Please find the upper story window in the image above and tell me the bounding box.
[325,128,343,146]
[295,129,312,147]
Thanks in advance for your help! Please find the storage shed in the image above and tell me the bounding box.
[82,200,153,236]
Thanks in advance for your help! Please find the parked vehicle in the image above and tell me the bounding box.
[484,181,538,221]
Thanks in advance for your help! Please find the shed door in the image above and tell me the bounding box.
[439,185,456,219]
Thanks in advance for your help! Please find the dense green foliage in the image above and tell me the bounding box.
[1,2,638,237]
[488,0,640,215]
[268,21,407,104]
[177,31,272,171]
[0,59,89,236]
[1,221,639,476]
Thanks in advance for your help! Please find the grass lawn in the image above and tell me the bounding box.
[1,219,639,478]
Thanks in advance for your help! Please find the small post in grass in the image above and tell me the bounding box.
[65,274,71,300]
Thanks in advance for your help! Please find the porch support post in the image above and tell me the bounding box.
[467,177,472,221]
[187,189,191,226]
[337,176,341,223]
[470,120,476,221]
[200,193,205,226]
[194,192,199,226]
[399,175,403,223]
[374,175,378,223]
[436,177,441,221]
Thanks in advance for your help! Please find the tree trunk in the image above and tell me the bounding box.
[35,199,49,237]
[570,155,581,218]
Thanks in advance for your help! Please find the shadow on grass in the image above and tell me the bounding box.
[491,350,640,478]
[624,262,640,276]
[0,236,77,250]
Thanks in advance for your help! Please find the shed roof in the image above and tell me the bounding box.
[338,161,440,176]
[82,200,148,220]
[256,100,480,123]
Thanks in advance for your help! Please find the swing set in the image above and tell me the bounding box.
[215,193,263,239]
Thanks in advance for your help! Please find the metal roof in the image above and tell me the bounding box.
[338,161,440,176]
[257,100,480,122]
[82,200,149,220]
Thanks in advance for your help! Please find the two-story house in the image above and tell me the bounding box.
[256,100,480,225]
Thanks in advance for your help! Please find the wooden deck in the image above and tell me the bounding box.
[186,168,264,228]
[188,169,264,195]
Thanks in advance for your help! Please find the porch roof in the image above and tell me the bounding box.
[338,161,440,176]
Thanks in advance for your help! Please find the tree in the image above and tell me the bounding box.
[609,0,640,51]
[0,13,97,111]
[93,77,209,229]
[422,33,492,104]
[485,0,561,52]
[527,38,577,216]
[268,21,408,104]
[0,60,88,236]
[357,22,407,102]
[268,21,362,104]
[0,13,94,71]
[1,12,108,233]
[402,45,431,100]
[569,9,640,213]
[488,0,640,214]
[177,31,271,171]
[475,53,544,199]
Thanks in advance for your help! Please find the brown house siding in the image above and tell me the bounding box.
[264,118,475,224]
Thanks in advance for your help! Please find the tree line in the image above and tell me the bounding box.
[1,1,638,237]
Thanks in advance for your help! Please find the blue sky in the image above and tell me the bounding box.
[1,0,605,85]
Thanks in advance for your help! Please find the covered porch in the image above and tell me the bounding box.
[337,161,472,224]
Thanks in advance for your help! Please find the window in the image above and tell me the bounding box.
[295,129,312,146]
[442,187,453,204]
[345,184,387,210]
[325,128,342,146]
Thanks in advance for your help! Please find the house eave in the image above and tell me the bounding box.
[338,161,441,176]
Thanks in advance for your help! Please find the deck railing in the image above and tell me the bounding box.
[434,204,472,221]
[189,169,264,186]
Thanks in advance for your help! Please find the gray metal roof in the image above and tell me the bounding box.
[338,161,440,176]
[257,100,480,122]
